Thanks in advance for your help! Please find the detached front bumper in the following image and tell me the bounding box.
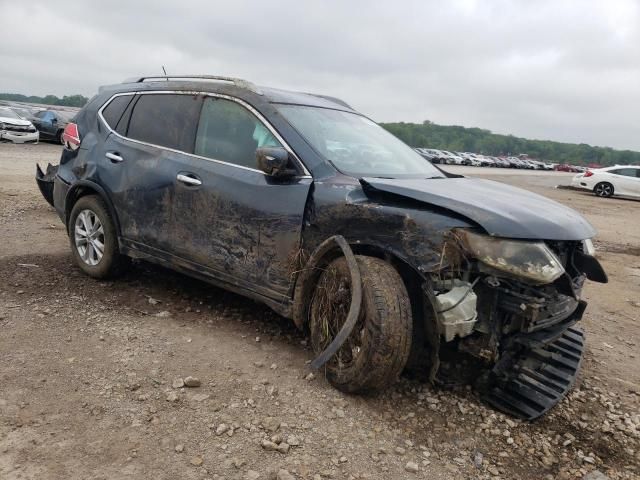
[485,326,585,420]
[455,275,591,420]
[0,129,39,144]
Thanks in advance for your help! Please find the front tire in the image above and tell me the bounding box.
[309,256,412,394]
[594,182,614,198]
[69,195,129,278]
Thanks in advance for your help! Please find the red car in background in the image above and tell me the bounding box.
[556,164,580,172]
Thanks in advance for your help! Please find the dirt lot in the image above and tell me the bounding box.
[1,143,638,480]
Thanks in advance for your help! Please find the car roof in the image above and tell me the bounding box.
[104,76,358,113]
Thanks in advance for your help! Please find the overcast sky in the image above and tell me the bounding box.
[1,0,638,150]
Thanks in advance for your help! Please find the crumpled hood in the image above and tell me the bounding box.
[361,177,596,241]
[0,116,32,127]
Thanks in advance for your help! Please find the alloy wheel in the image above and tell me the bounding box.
[595,183,613,197]
[74,209,105,266]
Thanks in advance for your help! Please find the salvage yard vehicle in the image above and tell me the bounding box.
[572,166,640,199]
[35,75,608,420]
[414,148,440,163]
[31,109,75,144]
[0,106,39,144]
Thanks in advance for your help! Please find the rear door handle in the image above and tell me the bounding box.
[106,152,124,163]
[176,173,202,186]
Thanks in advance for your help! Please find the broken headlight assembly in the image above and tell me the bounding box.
[455,230,565,284]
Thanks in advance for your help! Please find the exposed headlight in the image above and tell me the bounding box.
[456,230,565,284]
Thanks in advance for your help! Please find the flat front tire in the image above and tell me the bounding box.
[309,256,412,394]
[68,195,129,278]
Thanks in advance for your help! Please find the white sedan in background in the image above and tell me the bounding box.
[0,107,39,144]
[571,166,640,198]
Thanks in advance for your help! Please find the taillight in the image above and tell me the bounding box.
[62,122,81,151]
[583,170,594,177]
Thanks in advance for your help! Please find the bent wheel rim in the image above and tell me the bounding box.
[74,209,105,266]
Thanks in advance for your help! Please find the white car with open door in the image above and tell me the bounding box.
[571,166,640,199]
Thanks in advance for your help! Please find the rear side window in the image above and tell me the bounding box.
[126,94,202,152]
[102,95,134,129]
[115,95,137,136]
[194,97,281,169]
[610,168,637,177]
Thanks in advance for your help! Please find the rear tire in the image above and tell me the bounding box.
[69,195,129,279]
[55,129,64,145]
[594,182,614,198]
[309,256,412,394]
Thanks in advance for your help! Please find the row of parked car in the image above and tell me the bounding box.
[0,103,76,144]
[415,148,556,170]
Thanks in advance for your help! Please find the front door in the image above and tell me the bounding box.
[169,95,312,298]
[33,111,57,140]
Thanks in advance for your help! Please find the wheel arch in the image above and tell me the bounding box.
[65,181,121,238]
[593,181,614,197]
[292,239,427,331]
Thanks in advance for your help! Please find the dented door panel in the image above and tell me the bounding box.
[98,134,182,252]
[169,155,312,296]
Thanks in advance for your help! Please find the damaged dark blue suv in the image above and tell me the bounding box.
[36,75,607,420]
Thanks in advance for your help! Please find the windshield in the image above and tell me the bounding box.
[0,108,21,120]
[277,105,445,179]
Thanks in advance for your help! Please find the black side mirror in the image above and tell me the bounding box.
[256,146,296,177]
[51,117,57,124]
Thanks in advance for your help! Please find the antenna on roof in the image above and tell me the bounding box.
[161,66,168,80]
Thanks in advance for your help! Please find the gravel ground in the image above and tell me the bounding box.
[0,143,639,480]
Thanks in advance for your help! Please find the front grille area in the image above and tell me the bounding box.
[474,270,585,337]
[3,124,36,133]
[497,286,579,332]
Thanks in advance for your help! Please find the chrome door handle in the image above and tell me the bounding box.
[176,173,202,186]
[105,152,124,163]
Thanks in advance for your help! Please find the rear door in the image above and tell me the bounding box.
[631,168,640,197]
[97,92,203,254]
[608,168,639,196]
[169,95,312,298]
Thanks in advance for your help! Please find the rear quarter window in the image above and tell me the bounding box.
[610,168,637,177]
[101,95,134,129]
[126,94,202,153]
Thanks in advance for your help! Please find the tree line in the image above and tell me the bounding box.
[381,120,640,166]
[0,93,88,108]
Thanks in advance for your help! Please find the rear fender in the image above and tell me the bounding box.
[64,180,122,238]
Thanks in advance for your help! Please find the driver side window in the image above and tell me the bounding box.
[194,97,281,169]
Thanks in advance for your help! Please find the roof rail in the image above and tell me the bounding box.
[306,93,353,109]
[122,75,263,95]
